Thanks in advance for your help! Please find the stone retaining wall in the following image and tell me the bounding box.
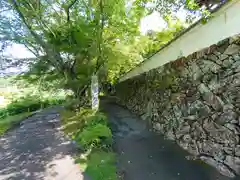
[115,34,240,177]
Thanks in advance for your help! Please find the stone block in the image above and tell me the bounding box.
[206,93,223,111]
[200,156,219,168]
[219,54,229,61]
[199,60,221,73]
[166,130,175,141]
[223,146,234,155]
[217,107,238,125]
[224,123,240,135]
[178,140,189,150]
[235,145,240,157]
[191,124,207,140]
[153,122,164,132]
[182,134,191,143]
[176,125,191,139]
[187,140,199,155]
[188,100,211,117]
[216,163,236,178]
[213,149,225,162]
[232,61,240,74]
[224,44,240,55]
[190,61,202,76]
[203,120,237,146]
[208,54,218,62]
[199,83,224,111]
[224,155,240,174]
[222,58,234,68]
[233,54,240,61]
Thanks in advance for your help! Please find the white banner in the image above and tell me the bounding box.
[91,75,99,110]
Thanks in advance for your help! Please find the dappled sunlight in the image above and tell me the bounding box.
[0,107,86,180]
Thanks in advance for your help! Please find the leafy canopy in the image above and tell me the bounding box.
[0,0,225,97]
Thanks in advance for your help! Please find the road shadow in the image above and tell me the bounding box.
[0,107,86,180]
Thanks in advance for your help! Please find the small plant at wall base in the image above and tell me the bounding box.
[60,108,117,180]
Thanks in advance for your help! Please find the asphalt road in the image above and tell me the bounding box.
[102,101,236,180]
[0,107,88,180]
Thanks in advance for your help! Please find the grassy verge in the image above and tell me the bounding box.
[0,112,33,135]
[60,108,117,180]
[0,94,65,135]
[0,94,65,119]
[76,151,117,180]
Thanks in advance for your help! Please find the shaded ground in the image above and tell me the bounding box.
[0,107,88,180]
[1,102,239,180]
[102,100,237,180]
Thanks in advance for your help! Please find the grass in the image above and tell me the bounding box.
[0,112,33,135]
[0,93,66,135]
[76,151,117,180]
[60,107,117,180]
[0,95,65,119]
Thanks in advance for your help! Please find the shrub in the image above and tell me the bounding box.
[0,95,65,119]
[60,107,116,180]
[61,108,112,150]
[84,112,108,127]
[60,110,86,136]
[60,108,107,137]
[77,124,112,150]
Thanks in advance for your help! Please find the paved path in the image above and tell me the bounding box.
[0,107,87,180]
[102,101,237,180]
[1,103,238,180]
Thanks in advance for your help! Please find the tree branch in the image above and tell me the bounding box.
[10,0,43,47]
[10,0,65,73]
[65,0,79,22]
[23,44,39,57]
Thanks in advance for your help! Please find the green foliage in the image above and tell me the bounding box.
[1,0,223,102]
[85,112,108,127]
[0,0,150,98]
[61,106,116,180]
[84,151,117,180]
[186,0,199,10]
[0,94,65,119]
[60,108,109,140]
[139,19,185,59]
[60,108,94,136]
[63,98,82,111]
[2,0,214,97]
[77,124,112,150]
[0,112,32,135]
